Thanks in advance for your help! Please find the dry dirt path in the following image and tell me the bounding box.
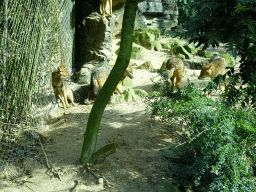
[1,39,222,192]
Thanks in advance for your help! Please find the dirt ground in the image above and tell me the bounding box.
[0,37,230,192]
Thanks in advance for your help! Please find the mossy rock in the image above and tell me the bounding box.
[122,78,133,87]
[76,67,91,85]
[221,53,235,67]
[183,43,199,55]
[176,53,185,60]
[161,42,172,49]
[140,28,161,39]
[123,88,147,102]
[152,41,162,51]
[196,50,221,58]
[133,89,148,97]
[204,51,220,58]
[169,39,191,59]
[136,61,154,71]
[133,28,161,49]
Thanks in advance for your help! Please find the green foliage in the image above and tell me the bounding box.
[147,76,256,191]
[176,0,197,26]
[180,0,256,107]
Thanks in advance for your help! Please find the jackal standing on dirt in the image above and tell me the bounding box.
[160,57,184,91]
[91,65,134,98]
[100,0,113,17]
[52,65,76,108]
[198,55,227,90]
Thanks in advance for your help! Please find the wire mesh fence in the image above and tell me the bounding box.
[0,0,74,172]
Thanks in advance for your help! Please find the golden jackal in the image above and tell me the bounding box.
[160,57,184,91]
[100,0,113,17]
[91,65,133,97]
[198,55,227,89]
[52,65,76,108]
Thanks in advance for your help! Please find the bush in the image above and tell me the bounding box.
[147,76,256,191]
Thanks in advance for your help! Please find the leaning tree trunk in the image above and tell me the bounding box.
[80,0,139,164]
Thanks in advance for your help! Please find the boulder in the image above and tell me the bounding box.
[136,61,154,71]
[135,0,178,32]
[152,40,162,51]
[133,28,160,49]
[78,12,115,69]
[169,39,191,59]
[123,88,147,102]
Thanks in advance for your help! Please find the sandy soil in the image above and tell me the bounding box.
[0,37,225,192]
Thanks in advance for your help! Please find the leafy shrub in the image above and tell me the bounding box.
[147,76,256,191]
[180,0,256,108]
[176,0,197,26]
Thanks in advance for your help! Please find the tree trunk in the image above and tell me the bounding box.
[80,0,139,163]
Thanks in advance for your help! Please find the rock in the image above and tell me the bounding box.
[183,43,199,55]
[76,67,92,85]
[162,0,179,32]
[133,28,161,49]
[169,39,192,59]
[220,53,235,67]
[135,0,178,32]
[76,58,108,86]
[136,61,154,71]
[183,54,209,69]
[152,41,162,51]
[161,41,172,49]
[138,0,163,14]
[176,53,185,60]
[72,182,87,192]
[78,12,115,68]
[204,51,220,58]
[123,88,147,102]
[122,78,133,87]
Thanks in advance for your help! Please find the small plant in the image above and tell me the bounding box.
[147,75,256,191]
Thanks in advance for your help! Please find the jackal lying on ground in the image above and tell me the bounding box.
[100,0,113,17]
[198,55,227,89]
[52,65,76,108]
[91,65,134,98]
[160,57,184,91]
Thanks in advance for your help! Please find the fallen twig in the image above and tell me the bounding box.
[85,164,113,188]
[39,138,63,181]
[25,184,37,192]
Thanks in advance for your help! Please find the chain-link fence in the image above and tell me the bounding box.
[0,0,74,171]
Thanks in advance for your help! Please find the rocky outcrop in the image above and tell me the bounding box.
[75,0,179,88]
[78,12,115,69]
[162,0,179,32]
[135,0,178,33]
